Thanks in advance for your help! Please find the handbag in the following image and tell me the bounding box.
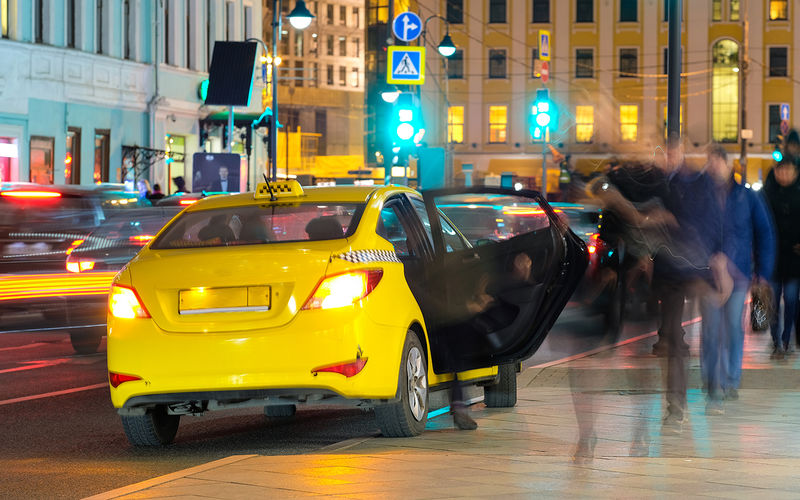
[750,282,774,332]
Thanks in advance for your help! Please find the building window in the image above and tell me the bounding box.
[65,127,81,184]
[326,64,333,85]
[295,31,304,56]
[533,0,550,23]
[295,61,304,87]
[448,49,464,78]
[327,4,334,24]
[94,130,110,183]
[770,0,788,20]
[226,1,235,40]
[66,0,77,47]
[769,47,788,77]
[124,0,134,59]
[244,5,253,39]
[165,2,172,63]
[30,136,54,184]
[489,106,507,143]
[0,137,18,182]
[447,0,463,24]
[663,47,668,75]
[730,0,740,20]
[576,0,593,22]
[768,104,781,144]
[1,0,9,38]
[619,48,637,77]
[337,5,344,25]
[339,36,346,56]
[575,106,594,143]
[712,39,739,142]
[712,0,721,21]
[351,67,359,87]
[448,106,465,144]
[489,49,507,79]
[620,0,637,22]
[352,7,359,27]
[575,49,593,78]
[185,2,192,68]
[310,62,318,87]
[35,0,44,44]
[489,0,506,23]
[339,66,346,86]
[326,34,333,56]
[353,38,360,57]
[619,105,638,142]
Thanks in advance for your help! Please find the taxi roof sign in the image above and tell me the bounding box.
[255,180,305,200]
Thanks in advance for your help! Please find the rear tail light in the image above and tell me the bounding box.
[109,284,151,319]
[179,199,197,206]
[65,239,85,255]
[0,190,61,199]
[311,357,368,377]
[66,260,95,273]
[109,371,142,388]
[588,233,600,254]
[302,269,383,310]
[129,234,155,245]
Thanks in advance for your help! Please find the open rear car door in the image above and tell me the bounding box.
[421,188,588,374]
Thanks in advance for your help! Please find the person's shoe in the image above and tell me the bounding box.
[452,408,478,430]
[652,341,668,357]
[784,344,793,355]
[772,345,786,361]
[661,412,687,435]
[724,388,739,401]
[706,399,724,415]
[771,345,781,359]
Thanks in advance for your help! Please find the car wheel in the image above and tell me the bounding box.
[121,406,180,446]
[264,404,296,418]
[69,327,103,354]
[483,363,517,408]
[375,331,428,437]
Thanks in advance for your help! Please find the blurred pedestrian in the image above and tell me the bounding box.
[147,184,165,202]
[172,176,189,194]
[764,158,800,359]
[701,145,776,414]
[136,179,153,206]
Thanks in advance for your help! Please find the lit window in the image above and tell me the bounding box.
[712,39,739,142]
[712,0,722,21]
[489,106,507,143]
[662,105,683,139]
[448,106,465,144]
[770,0,787,20]
[730,0,740,20]
[575,106,594,143]
[350,67,358,87]
[620,105,638,142]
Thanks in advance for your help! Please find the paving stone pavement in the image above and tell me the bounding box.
[87,322,800,499]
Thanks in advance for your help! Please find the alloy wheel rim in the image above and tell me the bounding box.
[406,346,427,421]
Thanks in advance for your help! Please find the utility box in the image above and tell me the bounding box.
[417,147,446,189]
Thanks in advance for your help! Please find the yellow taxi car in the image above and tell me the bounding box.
[107,181,586,446]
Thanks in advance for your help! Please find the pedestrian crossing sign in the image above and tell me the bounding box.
[387,46,426,85]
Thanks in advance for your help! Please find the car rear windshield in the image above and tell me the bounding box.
[81,208,182,247]
[151,203,364,249]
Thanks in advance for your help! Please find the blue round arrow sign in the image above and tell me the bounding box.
[392,12,422,42]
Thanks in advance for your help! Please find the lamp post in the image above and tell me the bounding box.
[420,15,456,186]
[263,0,313,182]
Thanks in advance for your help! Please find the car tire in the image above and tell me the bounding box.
[375,331,428,437]
[264,404,296,418]
[69,327,103,355]
[483,363,517,408]
[121,406,180,446]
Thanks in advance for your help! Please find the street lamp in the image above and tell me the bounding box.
[267,0,314,181]
[381,85,400,103]
[436,33,456,58]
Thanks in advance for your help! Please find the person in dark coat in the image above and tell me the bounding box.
[764,158,800,359]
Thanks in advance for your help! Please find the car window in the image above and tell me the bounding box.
[151,203,363,249]
[408,197,434,248]
[436,194,551,245]
[439,213,470,252]
[377,202,414,258]
[78,208,182,250]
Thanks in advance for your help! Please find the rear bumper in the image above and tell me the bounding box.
[107,305,410,409]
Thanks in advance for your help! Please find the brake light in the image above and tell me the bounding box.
[109,371,142,388]
[311,357,368,377]
[66,260,95,273]
[302,269,383,310]
[65,239,85,256]
[179,199,197,206]
[129,234,155,245]
[109,284,150,319]
[0,191,61,199]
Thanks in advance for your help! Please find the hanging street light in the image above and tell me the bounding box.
[437,33,456,58]
[287,0,315,30]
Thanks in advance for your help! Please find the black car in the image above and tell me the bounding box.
[62,206,182,353]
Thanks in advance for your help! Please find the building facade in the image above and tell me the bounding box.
[0,0,263,193]
[382,0,798,188]
[263,0,366,180]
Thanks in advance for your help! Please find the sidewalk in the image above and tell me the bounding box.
[87,322,800,499]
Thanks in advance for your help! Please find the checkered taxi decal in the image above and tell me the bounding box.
[334,250,401,264]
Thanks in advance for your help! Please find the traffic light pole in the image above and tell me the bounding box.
[541,142,547,200]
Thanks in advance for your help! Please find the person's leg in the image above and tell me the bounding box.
[724,289,748,393]
[700,294,724,402]
[782,279,800,351]
[662,282,687,419]
[450,373,477,430]
[771,280,785,358]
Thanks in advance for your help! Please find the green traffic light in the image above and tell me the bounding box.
[773,148,783,162]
